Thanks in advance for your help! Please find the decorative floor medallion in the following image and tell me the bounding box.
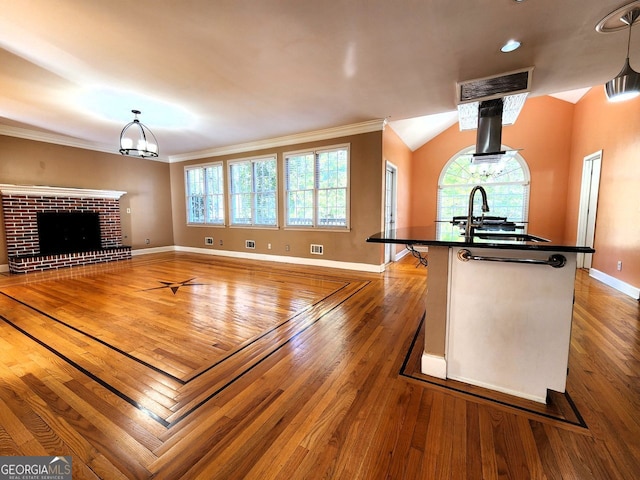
[142,277,206,294]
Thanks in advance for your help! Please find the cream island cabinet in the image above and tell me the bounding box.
[367,226,595,403]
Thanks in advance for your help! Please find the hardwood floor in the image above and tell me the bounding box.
[0,252,638,479]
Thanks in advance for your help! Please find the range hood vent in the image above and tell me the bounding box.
[457,68,533,160]
[457,67,533,104]
[475,99,504,159]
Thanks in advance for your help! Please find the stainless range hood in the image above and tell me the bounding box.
[456,67,534,161]
[474,98,505,161]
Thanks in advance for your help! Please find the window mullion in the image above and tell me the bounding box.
[251,161,256,225]
[314,154,319,227]
[203,168,210,223]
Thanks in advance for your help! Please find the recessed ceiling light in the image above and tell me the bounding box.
[501,39,521,53]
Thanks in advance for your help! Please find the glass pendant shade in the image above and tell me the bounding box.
[119,110,159,158]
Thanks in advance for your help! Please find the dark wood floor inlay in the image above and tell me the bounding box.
[0,258,369,427]
[400,314,588,428]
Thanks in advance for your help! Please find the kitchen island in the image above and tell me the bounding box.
[367,225,595,403]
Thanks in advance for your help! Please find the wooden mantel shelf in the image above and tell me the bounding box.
[0,184,126,199]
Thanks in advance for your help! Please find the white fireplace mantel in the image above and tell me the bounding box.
[0,184,126,199]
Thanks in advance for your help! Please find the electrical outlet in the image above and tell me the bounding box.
[285,244,290,252]
[219,239,223,246]
[145,238,150,245]
[268,243,272,249]
[205,236,214,246]
[246,240,256,249]
[617,260,622,271]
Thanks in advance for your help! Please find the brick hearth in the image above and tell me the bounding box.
[0,185,131,273]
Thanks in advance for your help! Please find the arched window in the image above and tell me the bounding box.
[437,146,530,238]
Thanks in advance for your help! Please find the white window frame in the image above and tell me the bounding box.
[185,162,225,226]
[227,155,278,228]
[283,144,350,230]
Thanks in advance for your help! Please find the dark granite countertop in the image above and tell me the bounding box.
[367,226,595,253]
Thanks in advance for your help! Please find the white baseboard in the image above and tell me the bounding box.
[172,245,385,273]
[421,353,447,379]
[589,268,640,300]
[131,245,175,256]
[394,248,410,261]
[1,246,384,275]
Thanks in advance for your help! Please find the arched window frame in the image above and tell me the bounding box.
[437,145,531,237]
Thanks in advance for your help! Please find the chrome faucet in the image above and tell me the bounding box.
[465,185,490,241]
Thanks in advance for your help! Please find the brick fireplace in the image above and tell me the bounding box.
[1,184,131,273]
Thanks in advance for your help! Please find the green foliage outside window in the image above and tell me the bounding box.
[438,152,530,239]
[285,146,349,228]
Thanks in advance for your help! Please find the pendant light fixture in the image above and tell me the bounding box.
[598,4,640,102]
[119,110,159,158]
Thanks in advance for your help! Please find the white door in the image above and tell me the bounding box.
[384,162,397,263]
[576,151,602,269]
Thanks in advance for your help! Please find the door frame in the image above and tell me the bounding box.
[576,150,602,269]
[384,161,398,264]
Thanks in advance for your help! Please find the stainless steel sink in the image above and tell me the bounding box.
[473,232,550,243]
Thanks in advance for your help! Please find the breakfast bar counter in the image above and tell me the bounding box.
[367,226,595,403]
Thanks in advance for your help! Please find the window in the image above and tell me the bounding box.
[228,155,277,226]
[185,163,225,225]
[284,145,349,228]
[437,148,530,239]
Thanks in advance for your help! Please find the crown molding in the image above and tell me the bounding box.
[168,119,387,163]
[0,124,115,155]
[0,125,169,162]
[0,119,386,164]
[0,184,126,199]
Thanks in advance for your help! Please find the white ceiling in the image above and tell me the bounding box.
[0,1,633,160]
[389,86,592,152]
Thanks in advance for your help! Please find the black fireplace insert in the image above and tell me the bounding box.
[37,211,102,255]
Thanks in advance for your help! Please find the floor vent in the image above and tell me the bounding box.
[310,244,324,255]
[246,240,256,249]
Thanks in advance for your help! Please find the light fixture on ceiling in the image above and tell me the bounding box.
[598,4,640,102]
[469,156,506,180]
[501,39,521,53]
[119,110,159,158]
[460,149,519,181]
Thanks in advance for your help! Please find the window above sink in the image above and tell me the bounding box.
[437,146,531,240]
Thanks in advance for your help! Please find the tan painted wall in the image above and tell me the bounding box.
[0,136,174,264]
[566,87,640,288]
[409,96,575,241]
[169,131,384,266]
